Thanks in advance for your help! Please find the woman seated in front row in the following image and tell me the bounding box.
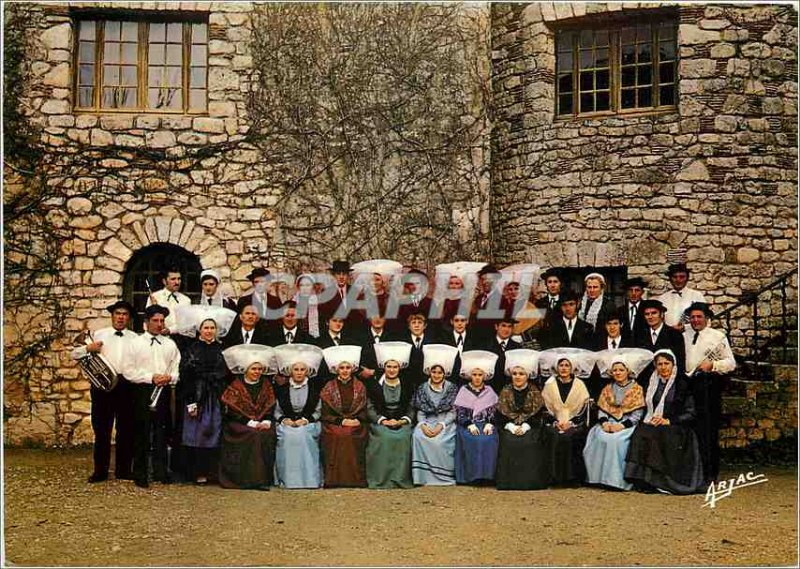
[273,343,325,489]
[411,344,460,486]
[219,344,278,490]
[365,341,416,489]
[453,350,500,485]
[496,349,552,490]
[582,348,651,491]
[319,345,369,488]
[624,349,705,495]
[540,348,597,486]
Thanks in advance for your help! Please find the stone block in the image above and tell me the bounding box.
[41,99,70,114]
[100,116,135,130]
[680,24,720,45]
[146,130,177,148]
[208,67,239,91]
[90,270,120,285]
[69,215,103,229]
[102,237,133,262]
[681,59,716,78]
[156,217,172,242]
[66,197,93,215]
[676,160,709,181]
[41,23,71,50]
[193,117,226,134]
[169,218,185,244]
[43,62,70,87]
[737,247,761,263]
[710,43,737,59]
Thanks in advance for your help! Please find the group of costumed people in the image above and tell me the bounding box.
[72,258,735,495]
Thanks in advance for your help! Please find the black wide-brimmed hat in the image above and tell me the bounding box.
[666,263,690,276]
[246,267,270,282]
[144,305,170,318]
[541,267,564,281]
[330,260,352,273]
[640,299,667,313]
[684,301,714,318]
[106,300,134,314]
[624,277,648,289]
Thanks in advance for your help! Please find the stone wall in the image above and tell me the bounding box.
[490,2,797,326]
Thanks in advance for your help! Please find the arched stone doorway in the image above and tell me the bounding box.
[122,243,202,331]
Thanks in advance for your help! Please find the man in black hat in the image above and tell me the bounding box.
[319,260,363,327]
[472,265,504,330]
[635,298,686,379]
[539,290,594,350]
[534,268,565,316]
[618,276,648,344]
[684,301,735,484]
[147,266,191,336]
[654,263,707,332]
[124,304,181,488]
[70,300,137,483]
[483,315,523,392]
[237,267,284,332]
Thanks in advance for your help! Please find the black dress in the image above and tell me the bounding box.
[544,379,591,486]
[496,384,552,490]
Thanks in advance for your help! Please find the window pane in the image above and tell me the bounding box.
[580,49,592,69]
[580,71,593,92]
[122,21,138,42]
[558,51,573,72]
[192,23,207,44]
[580,30,593,47]
[658,23,676,40]
[104,43,119,64]
[105,21,120,41]
[167,66,182,87]
[596,91,610,111]
[167,23,182,42]
[558,73,573,94]
[621,27,636,45]
[637,65,652,86]
[102,87,115,107]
[148,88,161,108]
[103,65,119,86]
[121,65,137,86]
[558,31,575,52]
[638,86,652,107]
[148,67,163,86]
[638,43,652,63]
[595,30,609,47]
[596,69,609,90]
[79,41,95,63]
[659,41,676,61]
[122,43,138,64]
[79,20,96,40]
[621,88,635,109]
[659,62,675,84]
[595,48,609,68]
[621,66,636,87]
[149,44,165,65]
[167,44,182,65]
[191,45,207,64]
[120,87,137,108]
[79,64,95,85]
[190,67,206,88]
[190,88,207,110]
[150,23,165,43]
[636,25,650,43]
[622,44,635,65]
[580,92,593,113]
[559,94,573,115]
[78,87,94,107]
[660,85,675,106]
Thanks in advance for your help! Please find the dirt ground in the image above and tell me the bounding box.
[3,448,797,567]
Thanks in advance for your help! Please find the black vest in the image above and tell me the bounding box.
[366,377,414,420]
[274,380,322,422]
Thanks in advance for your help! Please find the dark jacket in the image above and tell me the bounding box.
[539,315,594,350]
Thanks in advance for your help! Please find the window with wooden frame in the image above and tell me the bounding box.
[74,14,208,113]
[555,14,677,118]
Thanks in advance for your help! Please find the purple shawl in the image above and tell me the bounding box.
[454,384,498,418]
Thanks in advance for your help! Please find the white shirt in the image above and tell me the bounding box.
[283,326,298,343]
[241,326,256,344]
[370,327,384,343]
[607,336,622,350]
[649,324,663,345]
[563,317,577,341]
[654,287,707,327]
[147,288,191,331]
[70,327,138,373]
[453,331,466,352]
[124,332,181,385]
[684,326,736,375]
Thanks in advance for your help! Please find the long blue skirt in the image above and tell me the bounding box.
[275,422,323,489]
[583,424,635,490]
[412,423,456,486]
[182,400,222,449]
[455,422,499,484]
[366,424,413,489]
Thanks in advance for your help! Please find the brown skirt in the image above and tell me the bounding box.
[218,421,276,489]
[321,423,368,488]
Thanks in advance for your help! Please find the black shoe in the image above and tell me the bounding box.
[115,472,134,481]
[134,479,149,489]
[154,475,173,485]
[88,473,108,483]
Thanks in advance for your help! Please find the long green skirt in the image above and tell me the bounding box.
[366,423,413,489]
